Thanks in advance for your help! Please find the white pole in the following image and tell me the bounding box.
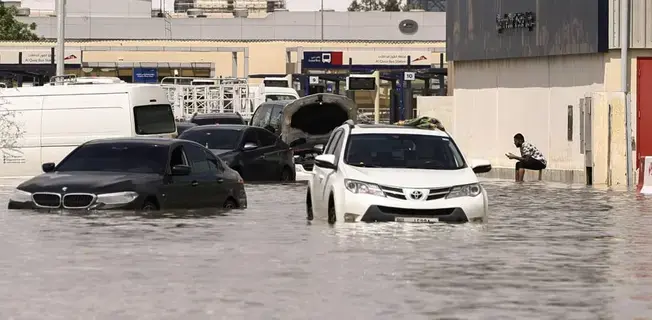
[621,0,632,189]
[55,0,66,77]
[320,0,324,40]
[373,71,380,124]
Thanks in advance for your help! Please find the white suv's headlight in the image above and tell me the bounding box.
[10,189,32,202]
[446,183,482,199]
[96,191,139,205]
[344,179,385,197]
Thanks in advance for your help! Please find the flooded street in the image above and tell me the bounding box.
[0,179,652,319]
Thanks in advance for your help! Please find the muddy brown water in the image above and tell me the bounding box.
[0,178,651,319]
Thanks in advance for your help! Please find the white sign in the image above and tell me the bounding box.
[0,51,19,64]
[344,51,432,66]
[404,72,416,81]
[21,49,82,64]
[309,76,320,84]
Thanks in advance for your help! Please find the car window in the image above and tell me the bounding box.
[184,143,211,173]
[343,133,467,170]
[133,104,176,135]
[251,105,272,127]
[266,94,296,101]
[169,145,190,170]
[256,128,277,147]
[204,149,223,172]
[333,133,346,164]
[55,143,168,174]
[324,130,343,154]
[268,105,283,133]
[242,129,260,147]
[179,128,242,150]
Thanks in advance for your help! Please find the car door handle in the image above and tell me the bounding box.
[217,178,224,183]
[191,181,199,186]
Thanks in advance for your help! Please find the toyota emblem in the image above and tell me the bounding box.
[410,190,423,200]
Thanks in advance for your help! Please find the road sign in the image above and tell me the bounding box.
[404,72,416,81]
[309,76,320,84]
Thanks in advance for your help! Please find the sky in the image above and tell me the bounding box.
[19,0,351,12]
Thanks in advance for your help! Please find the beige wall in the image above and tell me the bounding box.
[0,41,446,78]
[451,54,606,173]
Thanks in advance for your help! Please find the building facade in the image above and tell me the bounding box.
[445,0,652,186]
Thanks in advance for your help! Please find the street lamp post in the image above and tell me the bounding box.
[320,0,324,40]
[55,0,66,77]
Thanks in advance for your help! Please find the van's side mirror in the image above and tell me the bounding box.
[171,164,191,176]
[313,144,324,154]
[289,138,307,147]
[42,162,55,173]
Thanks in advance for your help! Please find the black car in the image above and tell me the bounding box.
[190,112,246,125]
[7,138,247,211]
[178,124,299,182]
[250,94,355,173]
[175,121,197,136]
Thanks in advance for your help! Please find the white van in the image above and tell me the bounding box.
[0,83,176,177]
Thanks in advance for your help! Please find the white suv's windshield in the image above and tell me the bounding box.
[343,133,467,170]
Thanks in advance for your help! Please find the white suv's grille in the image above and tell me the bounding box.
[379,185,450,200]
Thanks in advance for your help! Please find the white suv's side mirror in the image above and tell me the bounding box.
[470,159,492,174]
[314,154,337,170]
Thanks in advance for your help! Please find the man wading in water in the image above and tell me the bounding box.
[505,133,547,182]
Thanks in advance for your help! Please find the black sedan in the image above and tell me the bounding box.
[178,125,299,182]
[7,138,247,210]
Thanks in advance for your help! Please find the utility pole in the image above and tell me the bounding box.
[621,0,632,189]
[55,0,66,77]
[320,0,324,40]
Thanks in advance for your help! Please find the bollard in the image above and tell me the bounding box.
[639,156,652,194]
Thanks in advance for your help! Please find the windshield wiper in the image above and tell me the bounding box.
[348,163,381,168]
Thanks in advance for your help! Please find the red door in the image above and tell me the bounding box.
[637,58,652,168]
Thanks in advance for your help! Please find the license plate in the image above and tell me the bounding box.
[395,217,439,223]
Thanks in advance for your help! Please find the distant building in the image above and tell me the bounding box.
[406,0,445,12]
[173,0,286,13]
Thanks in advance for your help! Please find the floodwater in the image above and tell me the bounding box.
[0,178,652,319]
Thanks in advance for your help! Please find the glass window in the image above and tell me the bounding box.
[133,104,176,135]
[192,115,245,125]
[263,80,289,87]
[56,143,169,174]
[242,129,260,146]
[179,129,242,150]
[333,134,346,164]
[204,149,223,172]
[169,146,189,168]
[324,130,343,154]
[265,94,296,101]
[344,134,467,170]
[251,105,271,127]
[268,105,283,133]
[184,143,211,173]
[256,128,277,147]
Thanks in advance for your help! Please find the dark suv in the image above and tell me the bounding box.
[190,113,246,125]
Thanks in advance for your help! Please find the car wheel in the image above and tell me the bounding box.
[142,200,158,211]
[223,198,238,209]
[306,190,313,221]
[280,166,293,182]
[327,197,336,224]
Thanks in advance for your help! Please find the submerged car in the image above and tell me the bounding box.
[250,94,356,180]
[306,122,492,224]
[178,124,301,182]
[7,138,247,210]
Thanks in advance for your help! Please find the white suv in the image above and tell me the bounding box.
[306,121,492,224]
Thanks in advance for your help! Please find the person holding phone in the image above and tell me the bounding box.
[506,133,547,182]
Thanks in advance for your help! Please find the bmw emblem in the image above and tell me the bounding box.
[62,186,67,192]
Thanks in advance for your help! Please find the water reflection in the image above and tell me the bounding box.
[0,179,651,318]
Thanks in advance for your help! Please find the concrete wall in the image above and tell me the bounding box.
[609,0,652,49]
[17,11,446,41]
[416,96,454,132]
[450,54,606,183]
[0,40,446,77]
[62,0,152,18]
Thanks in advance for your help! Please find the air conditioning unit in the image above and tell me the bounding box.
[186,8,204,17]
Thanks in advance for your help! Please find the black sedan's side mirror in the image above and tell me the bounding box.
[171,165,191,176]
[42,162,55,173]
